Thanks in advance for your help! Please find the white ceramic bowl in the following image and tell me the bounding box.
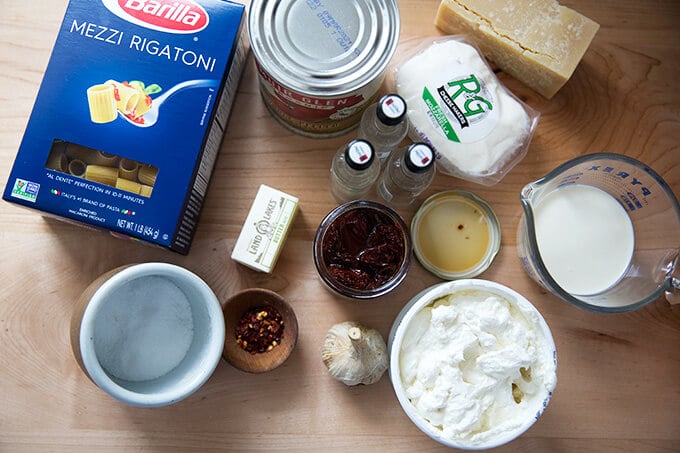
[71,263,225,407]
[388,279,557,449]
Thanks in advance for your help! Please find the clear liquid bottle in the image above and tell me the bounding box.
[377,142,435,208]
[357,93,409,163]
[330,139,379,204]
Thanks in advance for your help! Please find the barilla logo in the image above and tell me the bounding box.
[102,0,209,34]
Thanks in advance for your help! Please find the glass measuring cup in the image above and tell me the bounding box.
[517,152,680,313]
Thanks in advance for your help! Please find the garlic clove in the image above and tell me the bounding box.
[321,321,389,386]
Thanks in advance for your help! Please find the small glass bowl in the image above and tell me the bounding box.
[411,190,501,280]
[313,200,411,299]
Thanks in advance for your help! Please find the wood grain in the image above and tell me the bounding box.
[1,0,679,451]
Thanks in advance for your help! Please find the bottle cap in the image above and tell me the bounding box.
[376,94,407,126]
[345,139,375,171]
[404,143,435,173]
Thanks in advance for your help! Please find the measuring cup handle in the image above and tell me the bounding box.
[665,277,680,305]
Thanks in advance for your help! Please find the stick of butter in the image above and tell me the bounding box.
[231,184,299,273]
[435,0,599,99]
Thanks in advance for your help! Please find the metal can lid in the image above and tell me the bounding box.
[249,0,400,96]
[377,94,407,126]
[405,143,435,173]
[345,139,375,171]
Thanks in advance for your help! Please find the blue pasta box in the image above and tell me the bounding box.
[3,0,248,254]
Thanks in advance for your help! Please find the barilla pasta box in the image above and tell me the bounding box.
[3,0,247,254]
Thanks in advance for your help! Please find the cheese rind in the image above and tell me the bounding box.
[435,0,599,98]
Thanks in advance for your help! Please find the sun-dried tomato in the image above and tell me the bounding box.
[322,207,405,290]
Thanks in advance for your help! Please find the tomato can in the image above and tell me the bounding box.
[248,0,400,138]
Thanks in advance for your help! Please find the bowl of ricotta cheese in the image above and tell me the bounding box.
[388,279,557,449]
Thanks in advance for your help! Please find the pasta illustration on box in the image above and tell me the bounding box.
[2,0,248,254]
[87,80,161,125]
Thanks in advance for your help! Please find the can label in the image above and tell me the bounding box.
[256,62,380,137]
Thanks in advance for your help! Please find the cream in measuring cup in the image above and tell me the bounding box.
[533,184,634,295]
[517,153,680,313]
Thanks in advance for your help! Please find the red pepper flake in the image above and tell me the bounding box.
[235,305,284,354]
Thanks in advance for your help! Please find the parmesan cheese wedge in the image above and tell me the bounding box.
[435,0,599,98]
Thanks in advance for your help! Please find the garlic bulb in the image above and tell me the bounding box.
[321,321,389,386]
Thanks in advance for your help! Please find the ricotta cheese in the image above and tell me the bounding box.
[399,289,556,446]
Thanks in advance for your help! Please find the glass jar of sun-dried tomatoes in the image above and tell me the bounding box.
[313,200,411,299]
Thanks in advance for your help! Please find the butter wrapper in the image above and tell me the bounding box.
[231,184,298,273]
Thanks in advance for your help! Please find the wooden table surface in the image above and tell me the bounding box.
[1,0,679,451]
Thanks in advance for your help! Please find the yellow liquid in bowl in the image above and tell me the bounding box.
[416,198,491,273]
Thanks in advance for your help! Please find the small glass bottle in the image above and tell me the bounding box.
[377,142,436,208]
[330,139,379,204]
[357,93,409,163]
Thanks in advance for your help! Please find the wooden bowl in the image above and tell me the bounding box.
[222,288,298,373]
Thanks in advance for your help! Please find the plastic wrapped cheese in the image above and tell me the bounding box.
[395,37,539,185]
